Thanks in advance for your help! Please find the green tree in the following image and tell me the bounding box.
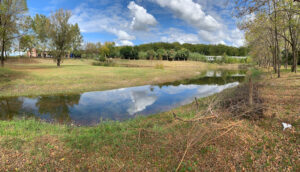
[235,0,299,76]
[100,42,115,58]
[19,34,36,57]
[138,51,147,60]
[84,42,98,58]
[32,14,50,57]
[147,49,156,60]
[157,48,167,60]
[168,49,176,61]
[176,48,189,61]
[0,0,28,66]
[222,52,228,63]
[120,46,138,60]
[70,23,83,58]
[120,46,133,59]
[49,9,77,66]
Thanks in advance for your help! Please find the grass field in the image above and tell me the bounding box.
[0,58,240,97]
[0,70,299,171]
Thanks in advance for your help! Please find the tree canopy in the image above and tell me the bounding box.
[0,0,28,66]
[49,9,82,66]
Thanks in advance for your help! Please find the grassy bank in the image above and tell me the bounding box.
[0,58,240,97]
[0,70,299,171]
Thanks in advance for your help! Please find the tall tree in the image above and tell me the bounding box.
[282,0,299,72]
[157,48,167,60]
[176,48,190,61]
[19,34,36,57]
[235,0,299,76]
[49,9,74,67]
[0,0,28,66]
[70,23,83,57]
[100,42,115,58]
[168,49,176,61]
[32,14,50,57]
[147,49,156,60]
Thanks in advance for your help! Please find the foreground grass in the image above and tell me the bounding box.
[0,70,299,171]
[0,58,239,97]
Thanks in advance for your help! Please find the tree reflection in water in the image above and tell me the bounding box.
[0,98,23,120]
[36,95,80,124]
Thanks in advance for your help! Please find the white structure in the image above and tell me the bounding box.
[205,56,247,61]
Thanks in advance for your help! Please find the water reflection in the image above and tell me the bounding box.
[0,98,23,120]
[127,90,157,115]
[0,70,245,125]
[36,95,80,123]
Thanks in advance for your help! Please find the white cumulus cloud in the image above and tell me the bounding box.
[153,0,221,32]
[128,1,158,31]
[117,40,134,46]
[70,3,135,44]
[152,0,245,47]
[161,28,199,44]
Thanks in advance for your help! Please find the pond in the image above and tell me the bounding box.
[0,70,246,126]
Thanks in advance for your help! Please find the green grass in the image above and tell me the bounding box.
[0,58,238,97]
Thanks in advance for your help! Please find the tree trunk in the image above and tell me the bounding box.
[249,76,253,106]
[273,52,277,73]
[29,48,32,58]
[292,46,297,73]
[273,0,280,78]
[277,58,281,78]
[57,58,61,67]
[1,42,5,67]
[288,12,297,73]
[284,41,288,69]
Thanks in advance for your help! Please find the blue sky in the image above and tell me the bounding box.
[27,0,245,47]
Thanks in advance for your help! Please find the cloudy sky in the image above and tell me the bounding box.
[28,0,245,47]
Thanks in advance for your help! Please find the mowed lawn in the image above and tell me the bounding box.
[0,58,237,97]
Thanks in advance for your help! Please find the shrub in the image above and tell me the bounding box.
[138,51,147,60]
[92,59,117,67]
[98,55,107,62]
[154,63,164,69]
[189,53,207,62]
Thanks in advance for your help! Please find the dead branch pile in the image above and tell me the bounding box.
[172,78,266,171]
[217,81,265,120]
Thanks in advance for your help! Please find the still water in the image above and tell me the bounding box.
[0,70,245,125]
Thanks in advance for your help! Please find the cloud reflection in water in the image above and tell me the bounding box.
[0,71,245,125]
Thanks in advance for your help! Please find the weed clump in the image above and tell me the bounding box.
[92,59,118,67]
[155,63,164,69]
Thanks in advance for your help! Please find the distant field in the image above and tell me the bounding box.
[0,58,239,97]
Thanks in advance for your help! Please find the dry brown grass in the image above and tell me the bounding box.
[170,71,300,171]
[0,58,239,97]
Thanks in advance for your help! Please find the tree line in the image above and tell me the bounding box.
[80,42,248,60]
[235,0,300,76]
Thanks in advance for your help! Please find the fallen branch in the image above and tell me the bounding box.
[175,121,241,171]
[194,97,199,110]
[173,112,217,122]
